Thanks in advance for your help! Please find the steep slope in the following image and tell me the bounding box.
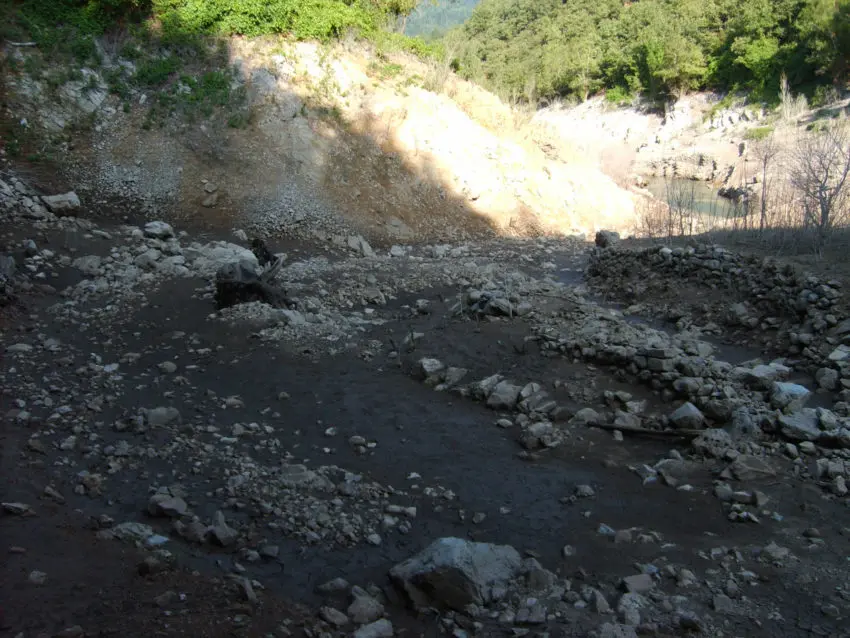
[2,37,636,243]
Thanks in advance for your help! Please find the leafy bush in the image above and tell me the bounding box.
[744,126,774,141]
[369,30,444,59]
[604,86,633,106]
[133,55,180,86]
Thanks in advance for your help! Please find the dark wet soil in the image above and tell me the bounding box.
[3,222,850,638]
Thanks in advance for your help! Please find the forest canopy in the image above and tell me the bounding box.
[451,0,849,104]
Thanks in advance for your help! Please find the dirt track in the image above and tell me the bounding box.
[3,211,850,638]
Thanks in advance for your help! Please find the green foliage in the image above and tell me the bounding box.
[744,126,774,141]
[811,84,841,108]
[133,55,181,86]
[9,0,429,49]
[368,59,404,78]
[149,0,420,41]
[138,67,246,126]
[604,86,633,106]
[454,0,849,104]
[369,30,444,58]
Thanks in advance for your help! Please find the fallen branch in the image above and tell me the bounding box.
[590,422,704,439]
[7,41,37,47]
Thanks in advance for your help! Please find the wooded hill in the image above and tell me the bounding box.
[451,0,848,104]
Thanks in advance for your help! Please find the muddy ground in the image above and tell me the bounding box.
[3,211,850,638]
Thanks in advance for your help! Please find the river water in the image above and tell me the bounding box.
[643,176,741,219]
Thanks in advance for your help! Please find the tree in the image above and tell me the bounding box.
[454,0,845,104]
[752,133,782,231]
[790,121,850,253]
[798,0,850,81]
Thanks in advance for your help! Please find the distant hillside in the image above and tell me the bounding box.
[405,0,479,38]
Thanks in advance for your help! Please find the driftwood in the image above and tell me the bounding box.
[214,254,292,310]
[251,238,275,267]
[590,422,704,439]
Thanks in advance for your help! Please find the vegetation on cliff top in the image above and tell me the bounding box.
[3,0,430,50]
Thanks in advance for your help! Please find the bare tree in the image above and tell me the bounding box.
[790,120,850,254]
[752,133,782,232]
[663,177,697,240]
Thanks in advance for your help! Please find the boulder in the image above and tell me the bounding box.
[148,494,188,518]
[72,255,103,276]
[347,587,384,624]
[599,623,638,638]
[436,367,468,390]
[41,191,80,214]
[726,407,763,439]
[570,407,601,426]
[692,428,733,457]
[145,406,181,428]
[186,241,259,278]
[816,368,839,391]
[738,364,789,390]
[347,235,375,257]
[778,410,822,442]
[214,259,291,310]
[418,358,445,380]
[143,221,175,239]
[389,537,522,611]
[521,421,564,449]
[353,619,393,638]
[727,455,776,481]
[828,345,850,362]
[486,381,521,410]
[669,402,705,429]
[208,511,238,546]
[621,574,654,594]
[771,382,811,412]
[471,374,503,400]
[595,230,621,248]
[487,297,514,316]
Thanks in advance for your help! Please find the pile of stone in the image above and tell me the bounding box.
[190,453,422,548]
[457,288,533,318]
[419,359,569,450]
[419,297,850,463]
[0,175,78,221]
[587,243,850,377]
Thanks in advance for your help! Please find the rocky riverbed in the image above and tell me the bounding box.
[3,177,850,638]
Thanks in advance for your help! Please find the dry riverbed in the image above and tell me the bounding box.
[2,177,850,638]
